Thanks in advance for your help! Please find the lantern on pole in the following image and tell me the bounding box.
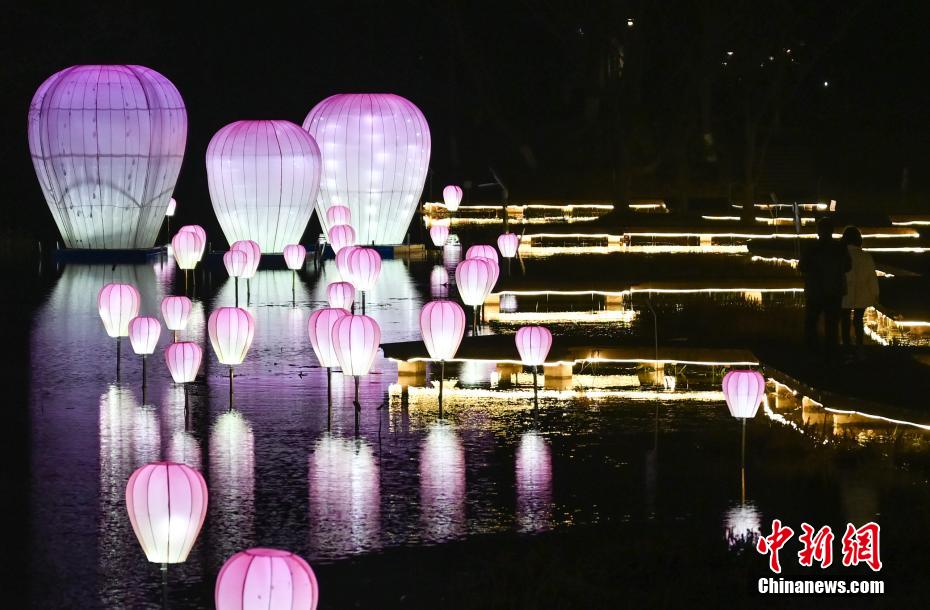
[231,240,261,304]
[328,224,356,255]
[178,225,207,260]
[326,204,351,227]
[215,548,319,610]
[161,296,192,341]
[722,369,766,500]
[497,232,519,274]
[465,244,499,264]
[98,283,141,376]
[454,257,498,331]
[515,325,552,411]
[346,247,381,313]
[326,282,356,311]
[420,300,465,415]
[283,244,307,305]
[332,314,381,433]
[308,307,349,424]
[223,249,248,307]
[128,316,162,388]
[335,245,359,282]
[443,185,463,213]
[165,197,177,237]
[165,341,202,409]
[208,307,255,404]
[429,224,450,248]
[172,230,204,293]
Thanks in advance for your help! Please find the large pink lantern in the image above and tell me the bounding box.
[283,244,307,270]
[98,283,141,338]
[172,230,204,270]
[332,314,381,377]
[208,307,255,366]
[466,244,499,264]
[207,120,322,253]
[497,233,520,258]
[346,247,382,296]
[165,342,202,383]
[128,316,162,355]
[420,300,466,409]
[28,65,186,249]
[443,185,463,213]
[722,370,766,419]
[179,225,207,259]
[231,240,261,278]
[455,257,498,307]
[307,307,349,369]
[326,282,355,310]
[161,296,192,334]
[326,204,351,226]
[429,225,450,247]
[328,224,356,254]
[303,94,431,245]
[125,461,208,564]
[215,548,319,610]
[335,245,359,281]
[516,325,553,409]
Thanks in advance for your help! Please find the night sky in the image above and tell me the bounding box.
[3,1,929,238]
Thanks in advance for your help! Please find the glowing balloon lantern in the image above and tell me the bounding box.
[326,204,351,227]
[308,308,349,369]
[346,248,382,312]
[303,94,431,244]
[455,257,498,308]
[466,244,499,264]
[223,249,248,278]
[332,313,381,431]
[166,198,177,217]
[516,325,553,410]
[283,244,307,270]
[208,307,255,366]
[429,225,450,247]
[420,300,465,411]
[326,282,355,310]
[161,296,192,340]
[28,65,186,249]
[443,185,463,213]
[125,461,208,564]
[172,230,203,270]
[98,283,141,338]
[207,120,322,253]
[722,370,766,419]
[178,225,207,259]
[128,316,162,355]
[497,233,520,258]
[215,548,319,610]
[335,245,359,282]
[231,240,261,278]
[165,342,202,384]
[328,224,356,254]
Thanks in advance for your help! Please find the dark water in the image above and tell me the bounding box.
[14,252,930,607]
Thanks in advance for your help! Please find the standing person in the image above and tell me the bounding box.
[798,218,851,361]
[840,226,879,355]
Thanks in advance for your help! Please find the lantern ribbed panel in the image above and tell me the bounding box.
[207,120,322,253]
[164,342,202,383]
[215,548,319,610]
[328,224,356,253]
[98,283,141,337]
[125,461,208,564]
[307,307,349,368]
[455,257,498,306]
[335,246,359,282]
[283,244,307,270]
[325,205,351,226]
[442,185,463,212]
[303,94,431,244]
[172,230,203,270]
[420,300,466,361]
[497,233,520,258]
[128,316,162,355]
[429,225,450,247]
[347,248,382,291]
[178,225,207,259]
[722,370,766,419]
[332,314,381,376]
[208,307,255,365]
[223,250,249,278]
[515,326,553,366]
[161,296,192,331]
[28,65,187,249]
[231,240,261,278]
[466,244,499,264]
[326,282,355,310]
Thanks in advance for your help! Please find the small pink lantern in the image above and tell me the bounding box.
[215,548,319,610]
[326,204,352,227]
[515,325,553,409]
[497,233,520,258]
[172,230,203,271]
[223,249,248,278]
[332,314,381,377]
[346,248,382,311]
[209,307,255,366]
[231,239,261,278]
[335,245,360,281]
[420,300,466,409]
[722,370,766,419]
[327,281,356,310]
[128,316,162,355]
[125,461,208,565]
[283,244,307,270]
[429,225,450,247]
[307,307,349,369]
[455,257,498,308]
[178,224,207,259]
[165,342,202,384]
[466,244,499,264]
[161,296,192,336]
[443,184,463,213]
[328,224,356,254]
[98,283,141,338]
[166,197,177,217]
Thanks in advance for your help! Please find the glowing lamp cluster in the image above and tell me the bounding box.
[722,370,766,419]
[231,240,261,278]
[307,308,349,368]
[332,314,381,376]
[497,233,520,258]
[443,185,463,212]
[346,248,382,291]
[328,224,356,253]
[125,461,208,564]
[429,225,450,247]
[326,205,351,226]
[455,258,499,306]
[420,300,466,361]
[303,94,431,244]
[466,244,499,264]
[215,548,319,610]
[208,307,255,366]
[515,326,553,366]
[161,296,192,332]
[128,316,162,355]
[283,244,307,270]
[98,283,141,338]
[207,120,321,253]
[28,65,186,249]
[326,282,355,310]
[165,342,203,383]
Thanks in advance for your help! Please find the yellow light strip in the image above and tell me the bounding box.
[524,230,917,240]
[389,384,724,401]
[891,220,930,226]
[390,356,759,367]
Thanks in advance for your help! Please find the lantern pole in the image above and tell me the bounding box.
[184,269,189,294]
[228,367,234,410]
[116,337,122,378]
[161,563,168,609]
[234,277,239,308]
[246,279,251,306]
[740,417,747,503]
[532,364,539,412]
[326,367,332,431]
[438,360,445,419]
[291,270,296,307]
[353,376,361,435]
[141,354,147,389]
[361,291,366,315]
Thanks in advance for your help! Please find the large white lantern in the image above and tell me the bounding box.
[207,120,322,253]
[302,94,431,245]
[28,65,187,249]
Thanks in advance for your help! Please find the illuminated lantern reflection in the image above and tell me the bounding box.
[429,225,450,247]
[443,185,463,213]
[326,282,355,310]
[442,243,462,273]
[161,296,192,337]
[216,548,319,610]
[420,424,466,542]
[515,432,553,533]
[723,504,762,550]
[328,224,356,254]
[497,232,520,258]
[430,265,449,299]
[209,411,255,564]
[326,204,351,227]
[466,244,499,264]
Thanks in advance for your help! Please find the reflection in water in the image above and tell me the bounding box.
[515,432,553,533]
[420,424,466,542]
[430,265,449,298]
[209,411,255,564]
[723,504,762,550]
[443,243,462,274]
[308,434,381,556]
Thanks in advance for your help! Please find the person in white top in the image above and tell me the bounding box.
[840,226,879,348]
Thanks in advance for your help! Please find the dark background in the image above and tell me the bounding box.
[2,0,929,241]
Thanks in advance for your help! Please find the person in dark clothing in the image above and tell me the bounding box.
[798,218,851,360]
